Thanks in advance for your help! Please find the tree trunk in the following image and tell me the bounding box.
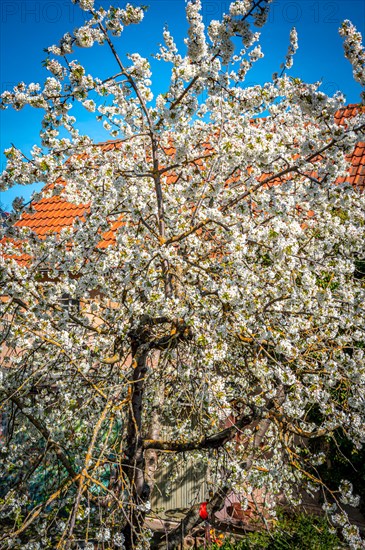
[144,351,163,498]
[122,347,150,548]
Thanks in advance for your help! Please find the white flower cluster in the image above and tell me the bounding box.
[136,500,151,512]
[96,527,111,542]
[340,20,365,100]
[78,0,94,11]
[48,32,74,56]
[113,532,126,548]
[185,0,208,62]
[45,59,66,79]
[105,8,124,36]
[229,0,251,17]
[283,27,298,70]
[104,5,144,37]
[120,4,144,26]
[208,19,234,65]
[82,99,96,112]
[74,25,104,48]
[339,480,360,508]
[253,0,273,28]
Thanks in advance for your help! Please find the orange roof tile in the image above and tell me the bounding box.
[14,196,89,236]
[0,237,32,266]
[334,103,365,126]
[334,141,365,191]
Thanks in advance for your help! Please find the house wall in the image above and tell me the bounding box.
[151,457,208,514]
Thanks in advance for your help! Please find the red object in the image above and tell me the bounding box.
[199,501,209,520]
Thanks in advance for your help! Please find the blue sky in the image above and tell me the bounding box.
[1,0,364,211]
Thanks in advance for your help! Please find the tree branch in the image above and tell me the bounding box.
[7,394,77,478]
[143,410,256,452]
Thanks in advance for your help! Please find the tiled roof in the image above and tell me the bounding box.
[97,219,125,249]
[14,196,89,236]
[7,105,365,249]
[334,103,365,126]
[344,141,365,191]
[0,237,32,266]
